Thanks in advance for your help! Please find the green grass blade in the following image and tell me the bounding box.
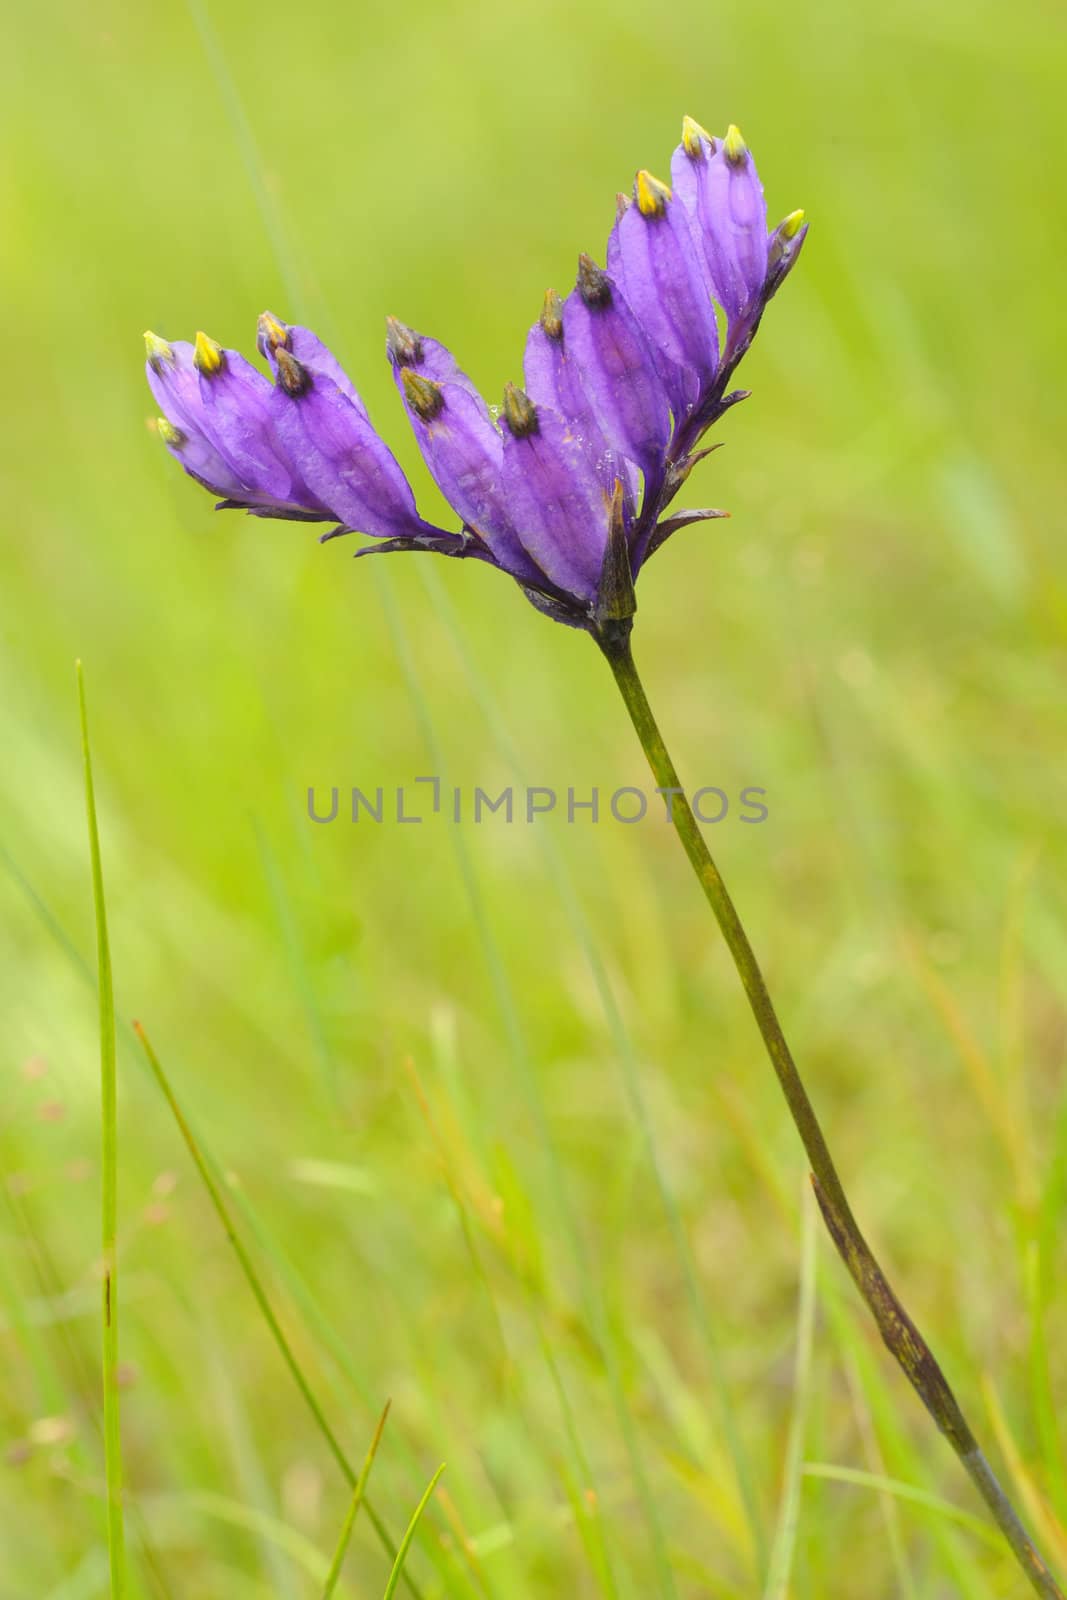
[763,1179,818,1600]
[819,1276,990,1599]
[802,1463,1006,1554]
[322,1401,391,1598]
[381,1464,446,1600]
[144,1488,339,1587]
[131,1022,419,1598]
[77,660,128,1599]
[181,0,304,307]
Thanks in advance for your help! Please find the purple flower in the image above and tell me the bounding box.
[145,116,806,635]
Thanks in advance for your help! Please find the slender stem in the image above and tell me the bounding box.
[321,1401,391,1598]
[132,1022,421,1599]
[78,662,128,1599]
[382,1464,446,1600]
[598,630,1063,1599]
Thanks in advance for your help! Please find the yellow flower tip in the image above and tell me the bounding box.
[681,114,713,158]
[635,169,672,218]
[257,311,288,351]
[540,289,563,341]
[401,367,444,422]
[193,330,224,376]
[156,416,185,448]
[781,208,805,239]
[143,330,173,369]
[723,124,748,165]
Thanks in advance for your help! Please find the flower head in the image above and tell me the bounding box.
[145,117,806,635]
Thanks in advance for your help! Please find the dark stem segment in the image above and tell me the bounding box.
[597,629,1063,1600]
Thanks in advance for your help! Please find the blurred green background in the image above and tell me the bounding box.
[3,0,1067,1594]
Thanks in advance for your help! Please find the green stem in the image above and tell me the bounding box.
[78,662,128,1598]
[598,629,1063,1600]
[321,1401,391,1598]
[132,1022,420,1599]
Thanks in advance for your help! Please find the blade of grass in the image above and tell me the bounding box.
[763,1178,818,1600]
[981,1375,1067,1570]
[322,1401,391,1599]
[144,1488,338,1586]
[405,1048,622,1599]
[818,1275,991,1600]
[44,1549,110,1600]
[252,819,338,1106]
[382,1465,446,1600]
[802,1463,1006,1553]
[840,1352,918,1600]
[718,1066,978,1594]
[130,1021,419,1598]
[181,0,304,307]
[77,660,128,1600]
[216,1175,469,1599]
[0,840,438,1595]
[206,1339,299,1600]
[1025,1239,1067,1522]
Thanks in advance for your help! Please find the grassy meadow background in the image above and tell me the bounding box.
[3,0,1067,1594]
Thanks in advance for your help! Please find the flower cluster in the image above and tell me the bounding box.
[145,117,805,632]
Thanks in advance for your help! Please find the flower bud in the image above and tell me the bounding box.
[540,289,564,342]
[274,347,310,397]
[257,311,289,358]
[386,316,423,368]
[681,114,713,158]
[723,123,748,165]
[401,369,445,422]
[634,170,671,219]
[501,382,538,438]
[144,331,173,370]
[193,331,224,376]
[576,253,612,309]
[156,416,185,447]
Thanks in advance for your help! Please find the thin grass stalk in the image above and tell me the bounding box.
[322,1402,391,1598]
[131,1023,420,1598]
[77,661,128,1599]
[763,1181,818,1599]
[381,1465,446,1600]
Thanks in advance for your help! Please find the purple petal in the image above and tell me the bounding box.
[500,396,615,603]
[271,367,431,541]
[146,337,327,517]
[606,172,718,420]
[523,298,641,509]
[258,313,368,417]
[195,346,303,505]
[561,256,671,485]
[394,368,549,588]
[386,318,480,397]
[672,123,768,352]
[396,372,508,534]
[147,348,248,502]
[523,314,591,439]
